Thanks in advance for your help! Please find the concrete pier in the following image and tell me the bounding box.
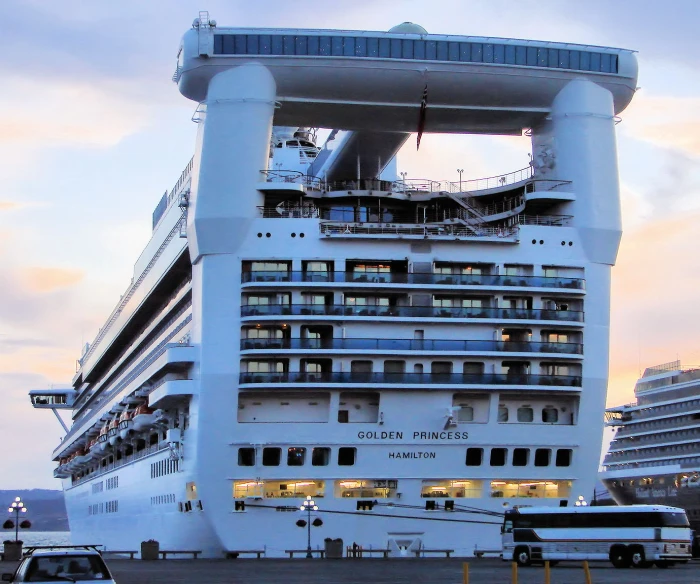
[2,557,698,584]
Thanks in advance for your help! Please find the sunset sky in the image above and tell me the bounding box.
[2,0,700,488]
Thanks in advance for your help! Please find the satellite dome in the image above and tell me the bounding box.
[388,22,428,35]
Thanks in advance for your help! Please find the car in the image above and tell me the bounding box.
[2,547,116,583]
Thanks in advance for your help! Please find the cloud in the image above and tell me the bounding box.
[20,267,84,293]
[0,76,151,150]
[621,96,700,158]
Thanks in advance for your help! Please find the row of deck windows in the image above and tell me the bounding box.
[232,478,572,500]
[237,446,572,468]
[214,34,618,74]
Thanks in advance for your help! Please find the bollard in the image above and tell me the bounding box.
[462,562,469,584]
[511,561,518,584]
[583,560,592,584]
[544,560,550,584]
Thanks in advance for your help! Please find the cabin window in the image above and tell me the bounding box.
[512,448,529,467]
[287,447,306,466]
[490,448,507,466]
[517,407,534,422]
[556,449,572,467]
[534,448,551,467]
[338,447,356,466]
[238,448,255,466]
[262,447,281,466]
[312,447,330,466]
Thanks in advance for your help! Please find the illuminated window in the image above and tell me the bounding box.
[287,447,306,466]
[421,479,482,498]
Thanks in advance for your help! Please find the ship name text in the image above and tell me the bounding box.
[357,431,469,440]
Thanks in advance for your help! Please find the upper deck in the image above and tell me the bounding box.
[176,20,638,134]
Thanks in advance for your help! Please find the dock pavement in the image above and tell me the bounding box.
[1,557,699,584]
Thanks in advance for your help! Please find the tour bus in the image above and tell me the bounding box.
[502,504,691,568]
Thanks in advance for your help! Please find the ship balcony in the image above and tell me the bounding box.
[238,371,582,388]
[148,379,197,409]
[29,389,77,409]
[240,337,583,356]
[240,303,584,323]
[241,270,585,291]
[613,416,700,439]
[604,441,700,464]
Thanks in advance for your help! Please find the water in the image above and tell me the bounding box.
[5,532,71,546]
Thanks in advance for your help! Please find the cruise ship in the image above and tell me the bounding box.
[601,361,700,533]
[29,13,638,557]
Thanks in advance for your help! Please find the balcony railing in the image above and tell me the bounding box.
[240,338,583,354]
[242,271,584,289]
[241,304,584,322]
[239,371,582,387]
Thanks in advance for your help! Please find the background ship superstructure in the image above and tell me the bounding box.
[30,15,638,556]
[602,361,700,532]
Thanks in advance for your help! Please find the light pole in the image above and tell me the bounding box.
[457,168,464,193]
[8,497,28,542]
[400,171,408,194]
[296,495,322,558]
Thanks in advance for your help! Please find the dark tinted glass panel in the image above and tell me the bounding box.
[319,36,331,56]
[287,447,306,466]
[580,51,591,70]
[483,44,494,63]
[307,36,319,55]
[283,35,295,55]
[214,35,223,54]
[379,38,391,57]
[448,42,459,61]
[235,34,247,55]
[493,44,505,64]
[223,34,235,55]
[356,37,367,56]
[238,447,255,466]
[426,40,437,60]
[262,447,280,466]
[490,448,507,466]
[526,46,538,66]
[295,36,307,55]
[515,46,526,65]
[414,40,425,59]
[611,54,618,73]
[512,511,690,529]
[338,447,356,466]
[271,35,283,55]
[391,38,402,58]
[513,448,528,466]
[436,41,448,60]
[402,39,414,59]
[332,36,343,56]
[367,37,379,57]
[534,448,550,466]
[537,48,547,66]
[466,447,483,466]
[312,447,330,466]
[558,49,569,69]
[548,49,558,68]
[344,37,355,56]
[590,52,601,71]
[471,43,483,62]
[247,35,259,54]
[555,449,572,467]
[459,42,471,61]
[259,35,271,54]
[569,50,580,69]
[505,45,516,64]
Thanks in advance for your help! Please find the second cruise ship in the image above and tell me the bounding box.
[30,13,638,557]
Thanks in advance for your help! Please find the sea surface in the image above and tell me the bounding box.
[6,532,71,546]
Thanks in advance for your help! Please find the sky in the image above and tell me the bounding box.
[1,0,700,489]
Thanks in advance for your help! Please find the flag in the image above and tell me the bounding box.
[416,84,428,150]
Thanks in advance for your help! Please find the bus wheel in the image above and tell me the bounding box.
[630,546,651,568]
[514,547,531,567]
[654,561,675,568]
[610,545,630,568]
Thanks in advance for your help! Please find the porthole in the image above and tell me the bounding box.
[300,233,305,238]
[266,233,271,238]
[531,239,536,244]
[568,241,573,246]
[561,241,566,246]
[539,240,544,244]
[291,233,296,238]
[257,233,262,238]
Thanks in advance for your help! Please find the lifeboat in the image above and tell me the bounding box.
[73,447,90,467]
[118,410,134,440]
[98,423,110,451]
[132,404,160,431]
[87,438,101,459]
[108,418,120,446]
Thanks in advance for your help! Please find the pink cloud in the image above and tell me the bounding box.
[20,267,84,293]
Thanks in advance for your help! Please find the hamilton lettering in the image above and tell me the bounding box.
[389,452,437,459]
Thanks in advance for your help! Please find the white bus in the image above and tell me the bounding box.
[502,504,691,568]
